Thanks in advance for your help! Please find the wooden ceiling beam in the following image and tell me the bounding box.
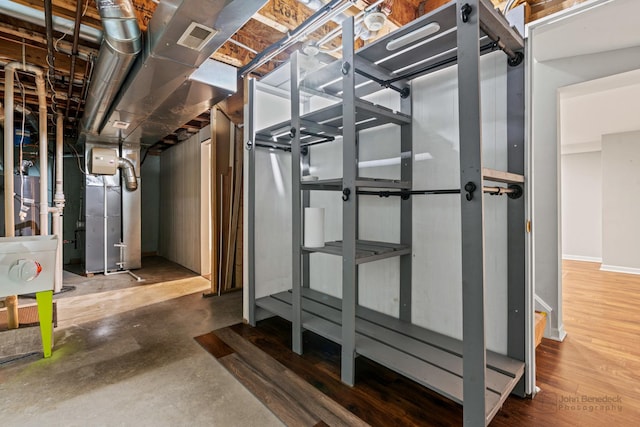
[529,0,589,22]
[129,0,157,32]
[212,50,245,68]
[0,39,88,82]
[12,0,102,29]
[257,0,339,37]
[251,13,289,34]
[0,22,98,59]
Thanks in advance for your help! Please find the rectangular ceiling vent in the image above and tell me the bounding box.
[177,22,218,51]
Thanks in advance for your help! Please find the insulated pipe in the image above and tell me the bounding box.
[117,157,138,191]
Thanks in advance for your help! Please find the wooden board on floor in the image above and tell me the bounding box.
[197,326,369,426]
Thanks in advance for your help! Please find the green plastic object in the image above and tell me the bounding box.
[36,290,53,358]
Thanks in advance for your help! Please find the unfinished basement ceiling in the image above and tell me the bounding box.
[0,0,589,151]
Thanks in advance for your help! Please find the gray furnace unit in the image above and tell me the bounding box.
[83,142,141,274]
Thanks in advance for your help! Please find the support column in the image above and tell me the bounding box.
[247,78,257,326]
[399,89,413,322]
[507,51,527,397]
[341,17,357,386]
[291,52,303,355]
[302,151,311,289]
[457,1,487,425]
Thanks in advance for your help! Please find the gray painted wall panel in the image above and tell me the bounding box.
[159,132,202,273]
[141,155,160,254]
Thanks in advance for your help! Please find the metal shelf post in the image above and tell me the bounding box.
[457,1,487,425]
[247,78,257,326]
[507,41,526,397]
[291,51,303,354]
[341,17,357,386]
[399,86,413,322]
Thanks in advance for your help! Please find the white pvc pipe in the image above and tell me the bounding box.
[3,63,48,324]
[3,65,15,237]
[53,111,65,293]
[38,77,48,237]
[55,111,64,207]
[3,63,48,237]
[51,210,61,291]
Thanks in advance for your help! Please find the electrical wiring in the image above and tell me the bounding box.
[14,71,29,222]
[53,0,91,52]
[65,141,90,175]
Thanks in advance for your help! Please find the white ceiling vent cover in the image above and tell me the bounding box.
[177,22,218,51]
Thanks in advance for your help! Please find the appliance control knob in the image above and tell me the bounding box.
[8,259,43,282]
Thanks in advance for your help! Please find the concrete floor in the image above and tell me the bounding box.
[0,258,283,427]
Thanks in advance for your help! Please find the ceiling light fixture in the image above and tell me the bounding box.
[386,22,441,51]
[363,11,387,32]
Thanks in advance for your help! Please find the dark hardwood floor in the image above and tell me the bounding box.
[198,260,640,426]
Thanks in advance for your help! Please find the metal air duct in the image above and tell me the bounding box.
[117,157,138,191]
[98,0,267,144]
[81,0,142,135]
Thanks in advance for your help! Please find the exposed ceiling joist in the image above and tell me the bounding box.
[12,0,102,29]
[0,21,98,59]
[252,13,290,33]
[529,0,590,22]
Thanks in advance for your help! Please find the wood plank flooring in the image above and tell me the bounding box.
[196,327,369,426]
[197,260,640,426]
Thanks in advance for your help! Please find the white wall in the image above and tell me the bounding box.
[411,52,509,353]
[248,51,512,354]
[200,142,211,276]
[560,151,602,261]
[601,131,640,273]
[528,0,640,341]
[159,129,205,273]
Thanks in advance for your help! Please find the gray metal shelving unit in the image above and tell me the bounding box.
[247,1,527,425]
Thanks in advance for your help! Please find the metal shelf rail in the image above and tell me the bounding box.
[246,1,526,425]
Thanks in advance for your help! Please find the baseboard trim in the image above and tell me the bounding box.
[600,264,640,275]
[544,326,567,342]
[562,254,602,263]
